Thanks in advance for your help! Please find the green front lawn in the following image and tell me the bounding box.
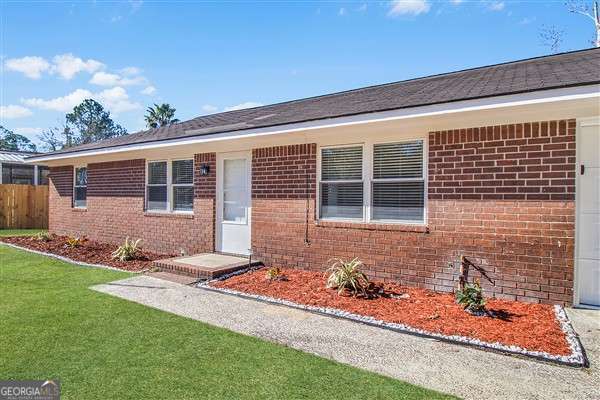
[0,245,455,400]
[0,228,46,237]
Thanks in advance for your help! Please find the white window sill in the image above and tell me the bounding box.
[144,210,194,219]
[315,219,429,233]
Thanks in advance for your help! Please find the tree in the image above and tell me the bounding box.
[0,125,37,152]
[144,103,179,129]
[65,99,127,146]
[37,126,65,152]
[567,1,600,47]
[539,25,564,53]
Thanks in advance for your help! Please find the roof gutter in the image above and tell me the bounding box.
[25,84,600,163]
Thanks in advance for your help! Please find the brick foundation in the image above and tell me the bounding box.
[48,120,576,305]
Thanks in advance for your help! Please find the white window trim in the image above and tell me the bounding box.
[317,137,428,225]
[146,158,194,214]
[73,165,88,209]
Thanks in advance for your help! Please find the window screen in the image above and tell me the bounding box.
[172,160,193,211]
[320,146,363,219]
[372,141,424,222]
[38,166,49,185]
[147,161,167,210]
[74,167,87,208]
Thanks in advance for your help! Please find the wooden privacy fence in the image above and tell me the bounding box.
[0,184,48,229]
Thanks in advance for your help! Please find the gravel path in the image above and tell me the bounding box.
[92,275,600,400]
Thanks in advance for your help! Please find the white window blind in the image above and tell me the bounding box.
[172,159,194,211]
[372,141,424,222]
[147,161,168,210]
[320,146,363,219]
[73,167,87,208]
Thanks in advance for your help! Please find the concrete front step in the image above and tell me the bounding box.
[152,252,261,280]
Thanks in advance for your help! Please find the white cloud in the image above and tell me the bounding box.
[141,86,156,95]
[201,102,263,114]
[89,71,147,86]
[388,0,430,16]
[4,56,50,79]
[50,54,104,80]
[0,105,33,119]
[110,15,123,23]
[120,66,142,76]
[519,16,535,25]
[488,1,505,11]
[223,102,263,112]
[22,87,140,114]
[14,127,43,137]
[201,104,218,113]
[22,89,92,112]
[201,104,219,114]
[338,7,347,16]
[357,3,367,12]
[450,0,463,4]
[96,86,141,113]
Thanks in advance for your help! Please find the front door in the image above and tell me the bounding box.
[576,117,600,307]
[217,151,251,255]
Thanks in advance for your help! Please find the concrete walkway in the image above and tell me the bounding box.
[92,275,599,400]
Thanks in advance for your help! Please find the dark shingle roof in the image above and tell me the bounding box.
[33,48,600,158]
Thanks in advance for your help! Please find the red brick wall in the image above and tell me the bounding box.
[252,144,316,199]
[48,120,576,305]
[49,155,216,255]
[251,120,576,305]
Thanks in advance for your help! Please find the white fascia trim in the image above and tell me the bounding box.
[25,84,600,163]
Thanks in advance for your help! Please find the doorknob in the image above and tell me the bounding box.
[581,164,585,175]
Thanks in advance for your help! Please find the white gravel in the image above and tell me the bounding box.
[92,275,600,400]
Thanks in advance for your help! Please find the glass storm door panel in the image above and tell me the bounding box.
[217,152,251,255]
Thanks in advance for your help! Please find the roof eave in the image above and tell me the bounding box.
[25,83,600,164]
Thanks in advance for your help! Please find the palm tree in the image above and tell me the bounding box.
[144,103,180,129]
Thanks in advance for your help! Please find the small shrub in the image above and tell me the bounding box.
[65,237,83,248]
[456,279,486,314]
[326,257,370,297]
[34,232,52,242]
[265,266,288,281]
[112,237,142,261]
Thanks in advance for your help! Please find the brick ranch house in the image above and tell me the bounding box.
[27,49,599,308]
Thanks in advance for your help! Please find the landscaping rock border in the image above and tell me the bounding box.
[0,242,143,274]
[198,267,588,368]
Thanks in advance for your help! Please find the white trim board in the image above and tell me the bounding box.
[26,85,600,163]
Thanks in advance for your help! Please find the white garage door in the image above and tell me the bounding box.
[576,117,600,307]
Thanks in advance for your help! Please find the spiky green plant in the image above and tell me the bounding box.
[456,279,486,313]
[112,237,142,261]
[34,232,52,242]
[265,266,283,281]
[326,257,370,297]
[65,237,83,248]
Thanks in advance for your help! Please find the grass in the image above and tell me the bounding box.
[0,228,47,237]
[0,245,456,400]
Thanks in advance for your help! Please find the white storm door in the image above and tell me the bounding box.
[217,152,251,255]
[576,117,600,307]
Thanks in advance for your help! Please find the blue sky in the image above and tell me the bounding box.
[0,1,594,148]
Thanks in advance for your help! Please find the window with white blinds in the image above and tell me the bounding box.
[372,141,424,222]
[146,159,194,212]
[73,167,87,208]
[320,146,363,219]
[319,139,425,223]
[172,159,194,211]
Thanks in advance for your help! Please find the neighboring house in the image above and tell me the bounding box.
[26,48,600,308]
[0,150,49,185]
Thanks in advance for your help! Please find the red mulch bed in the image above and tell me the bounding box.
[213,268,571,356]
[1,234,169,271]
